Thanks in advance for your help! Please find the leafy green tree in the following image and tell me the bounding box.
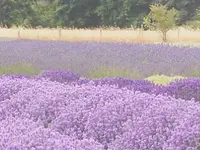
[31,2,59,28]
[143,4,179,42]
[0,0,36,27]
[185,9,200,29]
[0,0,199,29]
[95,0,132,27]
[55,0,101,28]
[152,0,200,25]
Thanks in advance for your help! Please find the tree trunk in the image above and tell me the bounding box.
[162,31,167,42]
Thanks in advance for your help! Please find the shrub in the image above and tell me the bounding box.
[164,78,200,101]
[1,76,200,149]
[39,70,80,83]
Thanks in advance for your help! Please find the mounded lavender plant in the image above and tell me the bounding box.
[0,75,200,149]
[163,78,200,101]
[39,70,80,83]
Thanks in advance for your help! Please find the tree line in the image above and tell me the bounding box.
[0,0,200,29]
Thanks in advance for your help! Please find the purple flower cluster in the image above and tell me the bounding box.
[0,40,200,77]
[0,75,35,102]
[38,70,200,101]
[39,70,80,83]
[1,73,200,149]
[163,78,200,101]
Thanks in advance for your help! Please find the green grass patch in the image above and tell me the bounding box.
[191,67,200,77]
[87,67,140,79]
[146,74,185,85]
[0,62,40,75]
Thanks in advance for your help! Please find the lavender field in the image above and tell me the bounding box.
[0,39,200,77]
[0,40,200,149]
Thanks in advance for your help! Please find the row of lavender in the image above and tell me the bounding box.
[1,71,200,149]
[40,70,200,102]
[0,40,200,77]
[2,70,200,102]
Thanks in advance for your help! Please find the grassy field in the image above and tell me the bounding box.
[146,74,184,85]
[0,62,185,85]
[0,34,200,149]
[1,27,200,43]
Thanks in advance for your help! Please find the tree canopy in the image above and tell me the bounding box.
[0,0,200,28]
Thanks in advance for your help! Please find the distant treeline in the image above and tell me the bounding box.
[0,0,199,28]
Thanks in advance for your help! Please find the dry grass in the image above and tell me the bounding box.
[0,27,200,43]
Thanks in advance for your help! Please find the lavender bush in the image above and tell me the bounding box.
[0,40,200,77]
[37,70,200,101]
[76,77,159,94]
[39,70,80,83]
[163,78,200,101]
[77,77,200,102]
[0,74,200,149]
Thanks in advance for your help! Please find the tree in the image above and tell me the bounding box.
[152,0,200,25]
[55,0,101,28]
[143,4,179,42]
[1,0,198,29]
[0,0,37,28]
[31,1,59,28]
[185,9,200,29]
[95,0,151,28]
[95,0,132,27]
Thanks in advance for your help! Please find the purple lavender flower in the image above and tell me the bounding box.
[0,40,200,77]
[39,70,80,83]
[0,74,200,149]
[164,78,200,101]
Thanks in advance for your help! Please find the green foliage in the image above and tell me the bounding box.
[55,0,101,28]
[191,67,200,77]
[0,0,36,28]
[154,0,200,25]
[0,62,40,75]
[31,3,59,28]
[87,67,140,79]
[95,0,132,27]
[146,74,184,85]
[143,4,179,42]
[0,0,199,28]
[185,9,200,29]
